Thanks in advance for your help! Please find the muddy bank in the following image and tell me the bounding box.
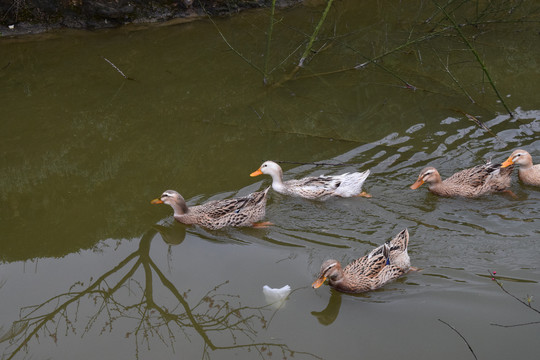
[0,0,301,36]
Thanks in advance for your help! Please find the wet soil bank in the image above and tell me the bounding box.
[0,0,301,37]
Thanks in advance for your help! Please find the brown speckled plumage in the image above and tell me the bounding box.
[312,229,411,293]
[502,149,540,187]
[410,161,514,197]
[151,187,270,230]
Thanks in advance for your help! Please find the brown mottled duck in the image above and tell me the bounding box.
[151,187,271,230]
[312,229,411,294]
[410,161,513,197]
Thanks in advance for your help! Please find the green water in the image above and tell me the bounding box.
[1,1,540,359]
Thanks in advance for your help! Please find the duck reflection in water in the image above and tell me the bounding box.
[311,291,342,325]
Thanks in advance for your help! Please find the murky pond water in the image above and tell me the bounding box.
[1,1,540,359]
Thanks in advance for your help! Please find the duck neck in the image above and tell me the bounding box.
[428,182,453,196]
[171,198,189,216]
[426,174,444,191]
[327,268,346,288]
[270,168,286,192]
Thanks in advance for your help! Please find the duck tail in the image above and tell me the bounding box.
[334,169,370,197]
[388,228,409,251]
[383,243,391,265]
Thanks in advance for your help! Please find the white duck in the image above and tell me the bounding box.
[250,160,370,200]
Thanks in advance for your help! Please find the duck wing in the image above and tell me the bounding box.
[344,246,388,279]
[200,188,269,219]
[284,175,341,198]
[445,162,499,187]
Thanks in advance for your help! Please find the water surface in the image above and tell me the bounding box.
[1,1,540,359]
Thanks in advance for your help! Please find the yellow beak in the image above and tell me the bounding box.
[312,277,327,289]
[501,157,514,168]
[410,179,424,189]
[150,198,163,204]
[250,168,263,177]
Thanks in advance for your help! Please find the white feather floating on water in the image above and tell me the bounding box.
[263,285,291,307]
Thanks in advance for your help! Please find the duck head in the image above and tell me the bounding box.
[312,260,343,289]
[410,167,442,189]
[151,190,189,215]
[250,161,283,178]
[502,149,533,169]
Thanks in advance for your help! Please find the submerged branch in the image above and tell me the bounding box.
[433,50,476,104]
[271,0,334,87]
[288,28,447,85]
[203,6,264,77]
[435,2,513,117]
[263,0,277,85]
[298,0,334,67]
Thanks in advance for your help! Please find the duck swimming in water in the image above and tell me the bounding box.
[250,160,370,200]
[151,187,271,230]
[410,161,513,197]
[312,229,411,294]
[501,149,540,187]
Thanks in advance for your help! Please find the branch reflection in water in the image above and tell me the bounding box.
[1,226,321,360]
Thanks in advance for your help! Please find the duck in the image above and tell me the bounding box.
[250,160,371,200]
[410,161,514,198]
[501,149,540,186]
[312,229,411,293]
[151,187,271,230]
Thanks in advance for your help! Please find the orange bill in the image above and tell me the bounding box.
[410,179,424,189]
[150,198,163,204]
[501,157,514,168]
[250,168,263,177]
[311,277,326,289]
[252,221,273,228]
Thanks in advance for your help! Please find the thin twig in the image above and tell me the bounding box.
[263,0,277,85]
[433,50,476,103]
[353,30,444,70]
[438,319,478,360]
[491,320,540,328]
[488,270,540,316]
[202,5,264,76]
[101,56,134,80]
[450,110,504,143]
